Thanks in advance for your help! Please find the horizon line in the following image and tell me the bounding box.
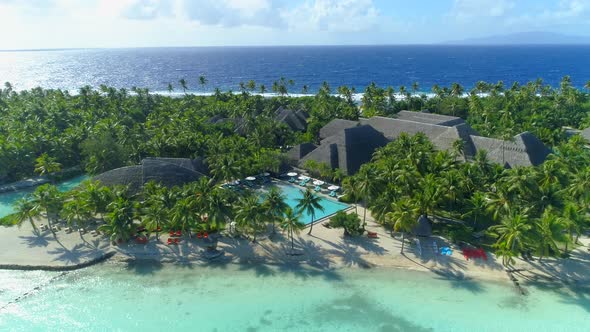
[3,43,590,52]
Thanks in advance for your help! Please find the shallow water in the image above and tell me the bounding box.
[0,175,88,218]
[0,262,588,331]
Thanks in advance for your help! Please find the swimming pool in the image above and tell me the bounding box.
[0,175,89,218]
[263,183,350,225]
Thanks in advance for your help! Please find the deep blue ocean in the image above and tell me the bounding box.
[1,46,589,94]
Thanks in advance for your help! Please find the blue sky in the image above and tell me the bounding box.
[0,0,589,49]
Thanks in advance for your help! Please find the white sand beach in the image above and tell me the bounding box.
[1,208,588,288]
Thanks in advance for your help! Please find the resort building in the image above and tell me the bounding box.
[288,111,551,175]
[274,107,309,132]
[581,127,590,142]
[94,157,208,193]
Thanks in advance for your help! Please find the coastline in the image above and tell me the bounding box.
[2,209,588,290]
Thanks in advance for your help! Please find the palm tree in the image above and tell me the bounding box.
[170,197,197,236]
[451,139,465,161]
[167,83,174,95]
[179,78,188,94]
[62,198,92,235]
[534,209,566,261]
[356,167,379,227]
[489,211,532,266]
[561,202,588,253]
[461,192,489,230]
[142,202,167,239]
[296,189,324,235]
[14,197,40,234]
[342,176,360,214]
[301,85,309,94]
[235,195,263,242]
[386,198,419,253]
[584,80,590,92]
[262,187,288,234]
[199,75,207,89]
[32,184,63,236]
[80,181,111,221]
[34,153,62,176]
[100,196,135,243]
[203,189,232,232]
[259,84,267,94]
[281,207,305,253]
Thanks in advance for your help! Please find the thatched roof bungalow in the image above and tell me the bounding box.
[94,157,208,193]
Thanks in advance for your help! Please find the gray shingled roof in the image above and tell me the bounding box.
[286,143,317,164]
[359,117,479,155]
[275,107,309,132]
[301,125,388,175]
[581,128,590,142]
[470,132,550,167]
[94,158,207,193]
[289,113,550,174]
[395,110,466,127]
[319,119,360,140]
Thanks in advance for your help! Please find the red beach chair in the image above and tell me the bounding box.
[367,231,378,238]
[169,231,175,237]
[197,232,202,239]
[167,238,173,245]
[176,230,182,237]
[203,232,209,239]
[174,238,180,245]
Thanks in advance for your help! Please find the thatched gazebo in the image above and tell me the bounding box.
[94,157,208,194]
[412,215,432,237]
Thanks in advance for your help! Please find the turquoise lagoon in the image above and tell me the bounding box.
[265,183,350,224]
[1,262,588,331]
[0,175,89,218]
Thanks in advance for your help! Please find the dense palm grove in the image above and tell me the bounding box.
[2,77,590,266]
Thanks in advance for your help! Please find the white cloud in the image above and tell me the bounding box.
[449,0,515,21]
[284,0,379,32]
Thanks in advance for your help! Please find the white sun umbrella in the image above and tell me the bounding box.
[328,185,340,191]
[298,175,310,180]
[313,180,325,186]
[262,172,270,176]
[287,172,298,177]
[245,176,256,181]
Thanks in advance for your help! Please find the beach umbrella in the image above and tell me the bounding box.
[328,185,340,191]
[245,176,256,181]
[262,172,270,176]
[313,180,325,186]
[298,175,310,180]
[287,172,298,177]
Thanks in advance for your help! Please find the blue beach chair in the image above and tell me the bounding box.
[329,191,337,197]
[314,185,321,192]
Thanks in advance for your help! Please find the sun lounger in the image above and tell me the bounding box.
[64,227,72,233]
[314,186,321,192]
[329,191,337,197]
[367,231,378,238]
[167,238,173,245]
[175,230,182,237]
[169,231,175,237]
[174,238,180,244]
